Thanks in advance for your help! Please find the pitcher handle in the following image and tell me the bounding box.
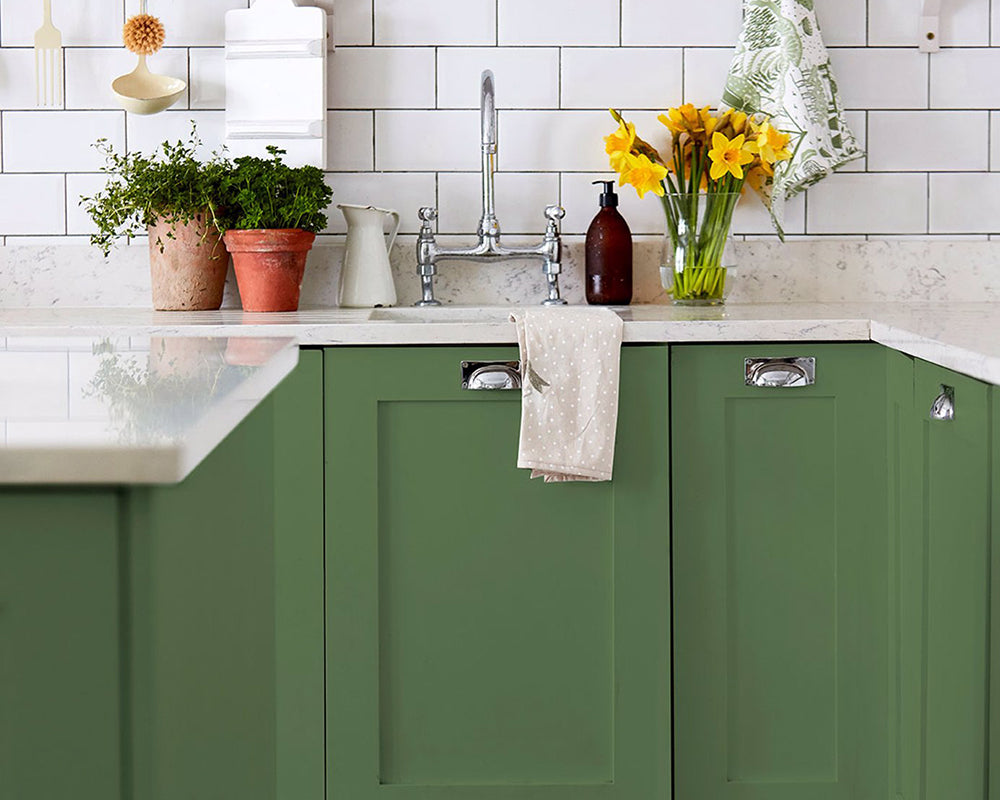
[385,210,401,256]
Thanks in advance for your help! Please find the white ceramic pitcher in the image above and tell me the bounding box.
[337,204,401,308]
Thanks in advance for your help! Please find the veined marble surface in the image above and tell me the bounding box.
[2,302,1000,385]
[0,335,297,484]
[5,239,1000,308]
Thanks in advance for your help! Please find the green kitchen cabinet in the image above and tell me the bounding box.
[0,349,325,800]
[673,344,993,800]
[325,345,671,800]
[889,353,990,800]
[0,491,123,800]
[671,343,891,799]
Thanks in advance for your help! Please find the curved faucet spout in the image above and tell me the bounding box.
[481,69,496,148]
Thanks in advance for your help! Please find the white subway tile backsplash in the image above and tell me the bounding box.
[870,0,989,46]
[327,111,374,171]
[561,48,682,110]
[126,111,226,158]
[622,0,742,47]
[1,0,123,47]
[437,48,560,109]
[868,111,988,172]
[561,172,666,236]
[0,49,48,110]
[2,112,124,173]
[807,173,928,234]
[683,49,734,106]
[65,173,107,236]
[375,0,495,46]
[499,110,620,172]
[0,175,65,235]
[733,192,805,236]
[438,172,559,234]
[830,49,929,109]
[324,172,436,234]
[189,48,226,110]
[376,111,480,171]
[814,0,867,46]
[930,49,1000,109]
[500,0,620,46]
[0,0,996,252]
[65,48,189,110]
[329,47,435,109]
[930,173,1000,233]
[334,0,374,46]
[124,0,247,47]
[992,112,1000,171]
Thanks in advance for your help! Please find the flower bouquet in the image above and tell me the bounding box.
[605,104,791,304]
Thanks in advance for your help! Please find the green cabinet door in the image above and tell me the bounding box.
[0,490,122,800]
[126,349,325,800]
[325,345,671,800]
[671,343,890,800]
[890,353,990,800]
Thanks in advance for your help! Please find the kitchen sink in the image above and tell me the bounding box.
[367,307,517,324]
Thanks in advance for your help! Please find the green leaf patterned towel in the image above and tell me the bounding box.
[723,0,864,237]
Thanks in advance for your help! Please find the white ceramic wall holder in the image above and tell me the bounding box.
[919,0,941,53]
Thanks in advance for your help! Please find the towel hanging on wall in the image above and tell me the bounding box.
[723,0,863,237]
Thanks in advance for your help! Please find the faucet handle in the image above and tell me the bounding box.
[544,204,566,223]
[418,206,438,229]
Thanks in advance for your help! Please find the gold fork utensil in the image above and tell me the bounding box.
[34,0,63,106]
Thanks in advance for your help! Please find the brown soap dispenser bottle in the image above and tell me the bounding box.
[585,180,633,305]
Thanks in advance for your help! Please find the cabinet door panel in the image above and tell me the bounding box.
[0,491,121,800]
[672,343,889,800]
[895,359,990,800]
[326,346,670,800]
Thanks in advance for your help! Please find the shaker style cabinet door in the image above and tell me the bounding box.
[325,345,671,800]
[0,491,122,800]
[891,354,990,800]
[671,343,891,800]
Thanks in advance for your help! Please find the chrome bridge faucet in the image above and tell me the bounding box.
[415,69,567,306]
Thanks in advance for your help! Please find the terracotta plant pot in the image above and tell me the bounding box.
[224,228,316,312]
[148,214,229,311]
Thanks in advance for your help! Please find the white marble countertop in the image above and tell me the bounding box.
[2,302,1000,486]
[1,302,999,383]
[0,335,298,484]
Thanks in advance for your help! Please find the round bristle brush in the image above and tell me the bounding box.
[123,0,165,56]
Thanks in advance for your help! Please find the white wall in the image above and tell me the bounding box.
[0,0,999,245]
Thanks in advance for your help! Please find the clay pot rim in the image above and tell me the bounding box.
[223,228,317,253]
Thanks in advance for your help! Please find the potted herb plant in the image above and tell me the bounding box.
[219,146,333,312]
[82,126,231,311]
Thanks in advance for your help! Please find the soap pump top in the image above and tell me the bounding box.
[594,180,619,208]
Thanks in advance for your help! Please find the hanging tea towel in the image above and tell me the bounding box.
[723,0,864,236]
[511,308,624,483]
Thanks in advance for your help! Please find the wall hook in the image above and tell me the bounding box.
[920,0,941,52]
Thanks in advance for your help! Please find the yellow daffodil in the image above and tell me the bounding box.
[604,118,636,172]
[621,152,667,198]
[608,109,664,166]
[708,131,755,181]
[658,104,717,142]
[753,120,792,166]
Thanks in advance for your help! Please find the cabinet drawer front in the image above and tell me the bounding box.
[325,345,671,800]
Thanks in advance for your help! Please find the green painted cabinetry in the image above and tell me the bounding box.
[0,491,123,800]
[889,353,990,800]
[0,350,325,800]
[325,345,671,800]
[671,343,891,799]
[673,344,993,800]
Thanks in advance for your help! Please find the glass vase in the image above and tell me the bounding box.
[659,191,738,306]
